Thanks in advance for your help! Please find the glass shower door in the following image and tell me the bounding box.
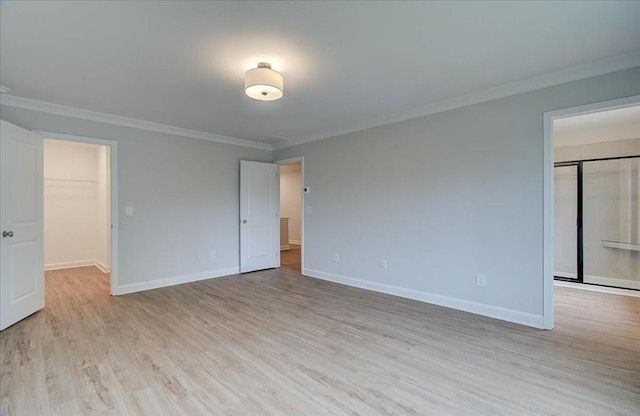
[583,158,640,290]
[554,165,579,280]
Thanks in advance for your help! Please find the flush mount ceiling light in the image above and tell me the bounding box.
[244,62,283,101]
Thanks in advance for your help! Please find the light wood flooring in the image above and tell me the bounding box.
[1,266,639,415]
[280,244,301,272]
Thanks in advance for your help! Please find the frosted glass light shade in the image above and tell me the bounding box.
[245,63,284,101]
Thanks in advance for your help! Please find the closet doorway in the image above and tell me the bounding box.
[277,157,304,273]
[43,137,115,294]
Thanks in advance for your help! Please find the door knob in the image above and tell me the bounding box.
[242,219,247,224]
[2,231,14,238]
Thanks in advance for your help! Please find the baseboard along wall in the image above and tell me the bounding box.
[303,268,544,329]
[45,260,110,272]
[113,267,240,295]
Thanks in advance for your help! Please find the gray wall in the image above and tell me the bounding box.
[274,67,640,323]
[2,67,638,325]
[0,107,272,289]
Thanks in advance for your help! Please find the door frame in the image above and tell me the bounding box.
[542,94,640,329]
[35,131,119,295]
[274,156,305,273]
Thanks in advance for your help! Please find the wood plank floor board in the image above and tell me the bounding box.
[1,266,639,415]
[280,244,301,273]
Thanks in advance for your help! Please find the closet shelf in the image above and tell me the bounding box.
[45,177,97,183]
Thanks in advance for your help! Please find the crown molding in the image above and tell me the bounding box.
[2,50,638,152]
[0,95,272,150]
[273,50,640,150]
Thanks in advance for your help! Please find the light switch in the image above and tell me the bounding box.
[125,206,133,217]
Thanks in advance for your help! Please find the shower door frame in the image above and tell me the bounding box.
[554,154,640,287]
[554,162,582,283]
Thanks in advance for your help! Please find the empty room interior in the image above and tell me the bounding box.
[1,2,639,415]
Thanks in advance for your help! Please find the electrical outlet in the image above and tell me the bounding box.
[210,250,217,259]
[476,273,486,287]
[333,252,339,262]
[381,259,388,270]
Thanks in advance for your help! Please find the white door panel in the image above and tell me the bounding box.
[240,161,279,273]
[1,120,44,331]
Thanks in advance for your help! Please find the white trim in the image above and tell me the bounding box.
[303,268,544,329]
[542,94,640,330]
[95,261,110,273]
[275,157,305,272]
[555,280,640,297]
[113,267,239,295]
[1,95,271,150]
[274,51,640,149]
[45,260,110,273]
[280,244,290,251]
[543,106,555,329]
[289,240,301,245]
[45,260,96,271]
[37,131,120,296]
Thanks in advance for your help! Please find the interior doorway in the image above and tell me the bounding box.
[44,139,111,276]
[543,95,640,328]
[40,132,118,294]
[277,157,304,272]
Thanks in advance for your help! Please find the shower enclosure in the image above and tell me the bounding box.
[554,156,639,290]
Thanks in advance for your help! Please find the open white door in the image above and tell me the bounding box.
[240,161,279,273]
[0,120,44,331]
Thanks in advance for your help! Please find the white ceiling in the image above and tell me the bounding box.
[554,105,640,147]
[1,1,640,149]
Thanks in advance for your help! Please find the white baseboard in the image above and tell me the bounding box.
[289,240,301,245]
[46,260,110,273]
[95,261,111,273]
[45,260,105,272]
[113,267,239,295]
[280,244,290,251]
[302,268,544,329]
